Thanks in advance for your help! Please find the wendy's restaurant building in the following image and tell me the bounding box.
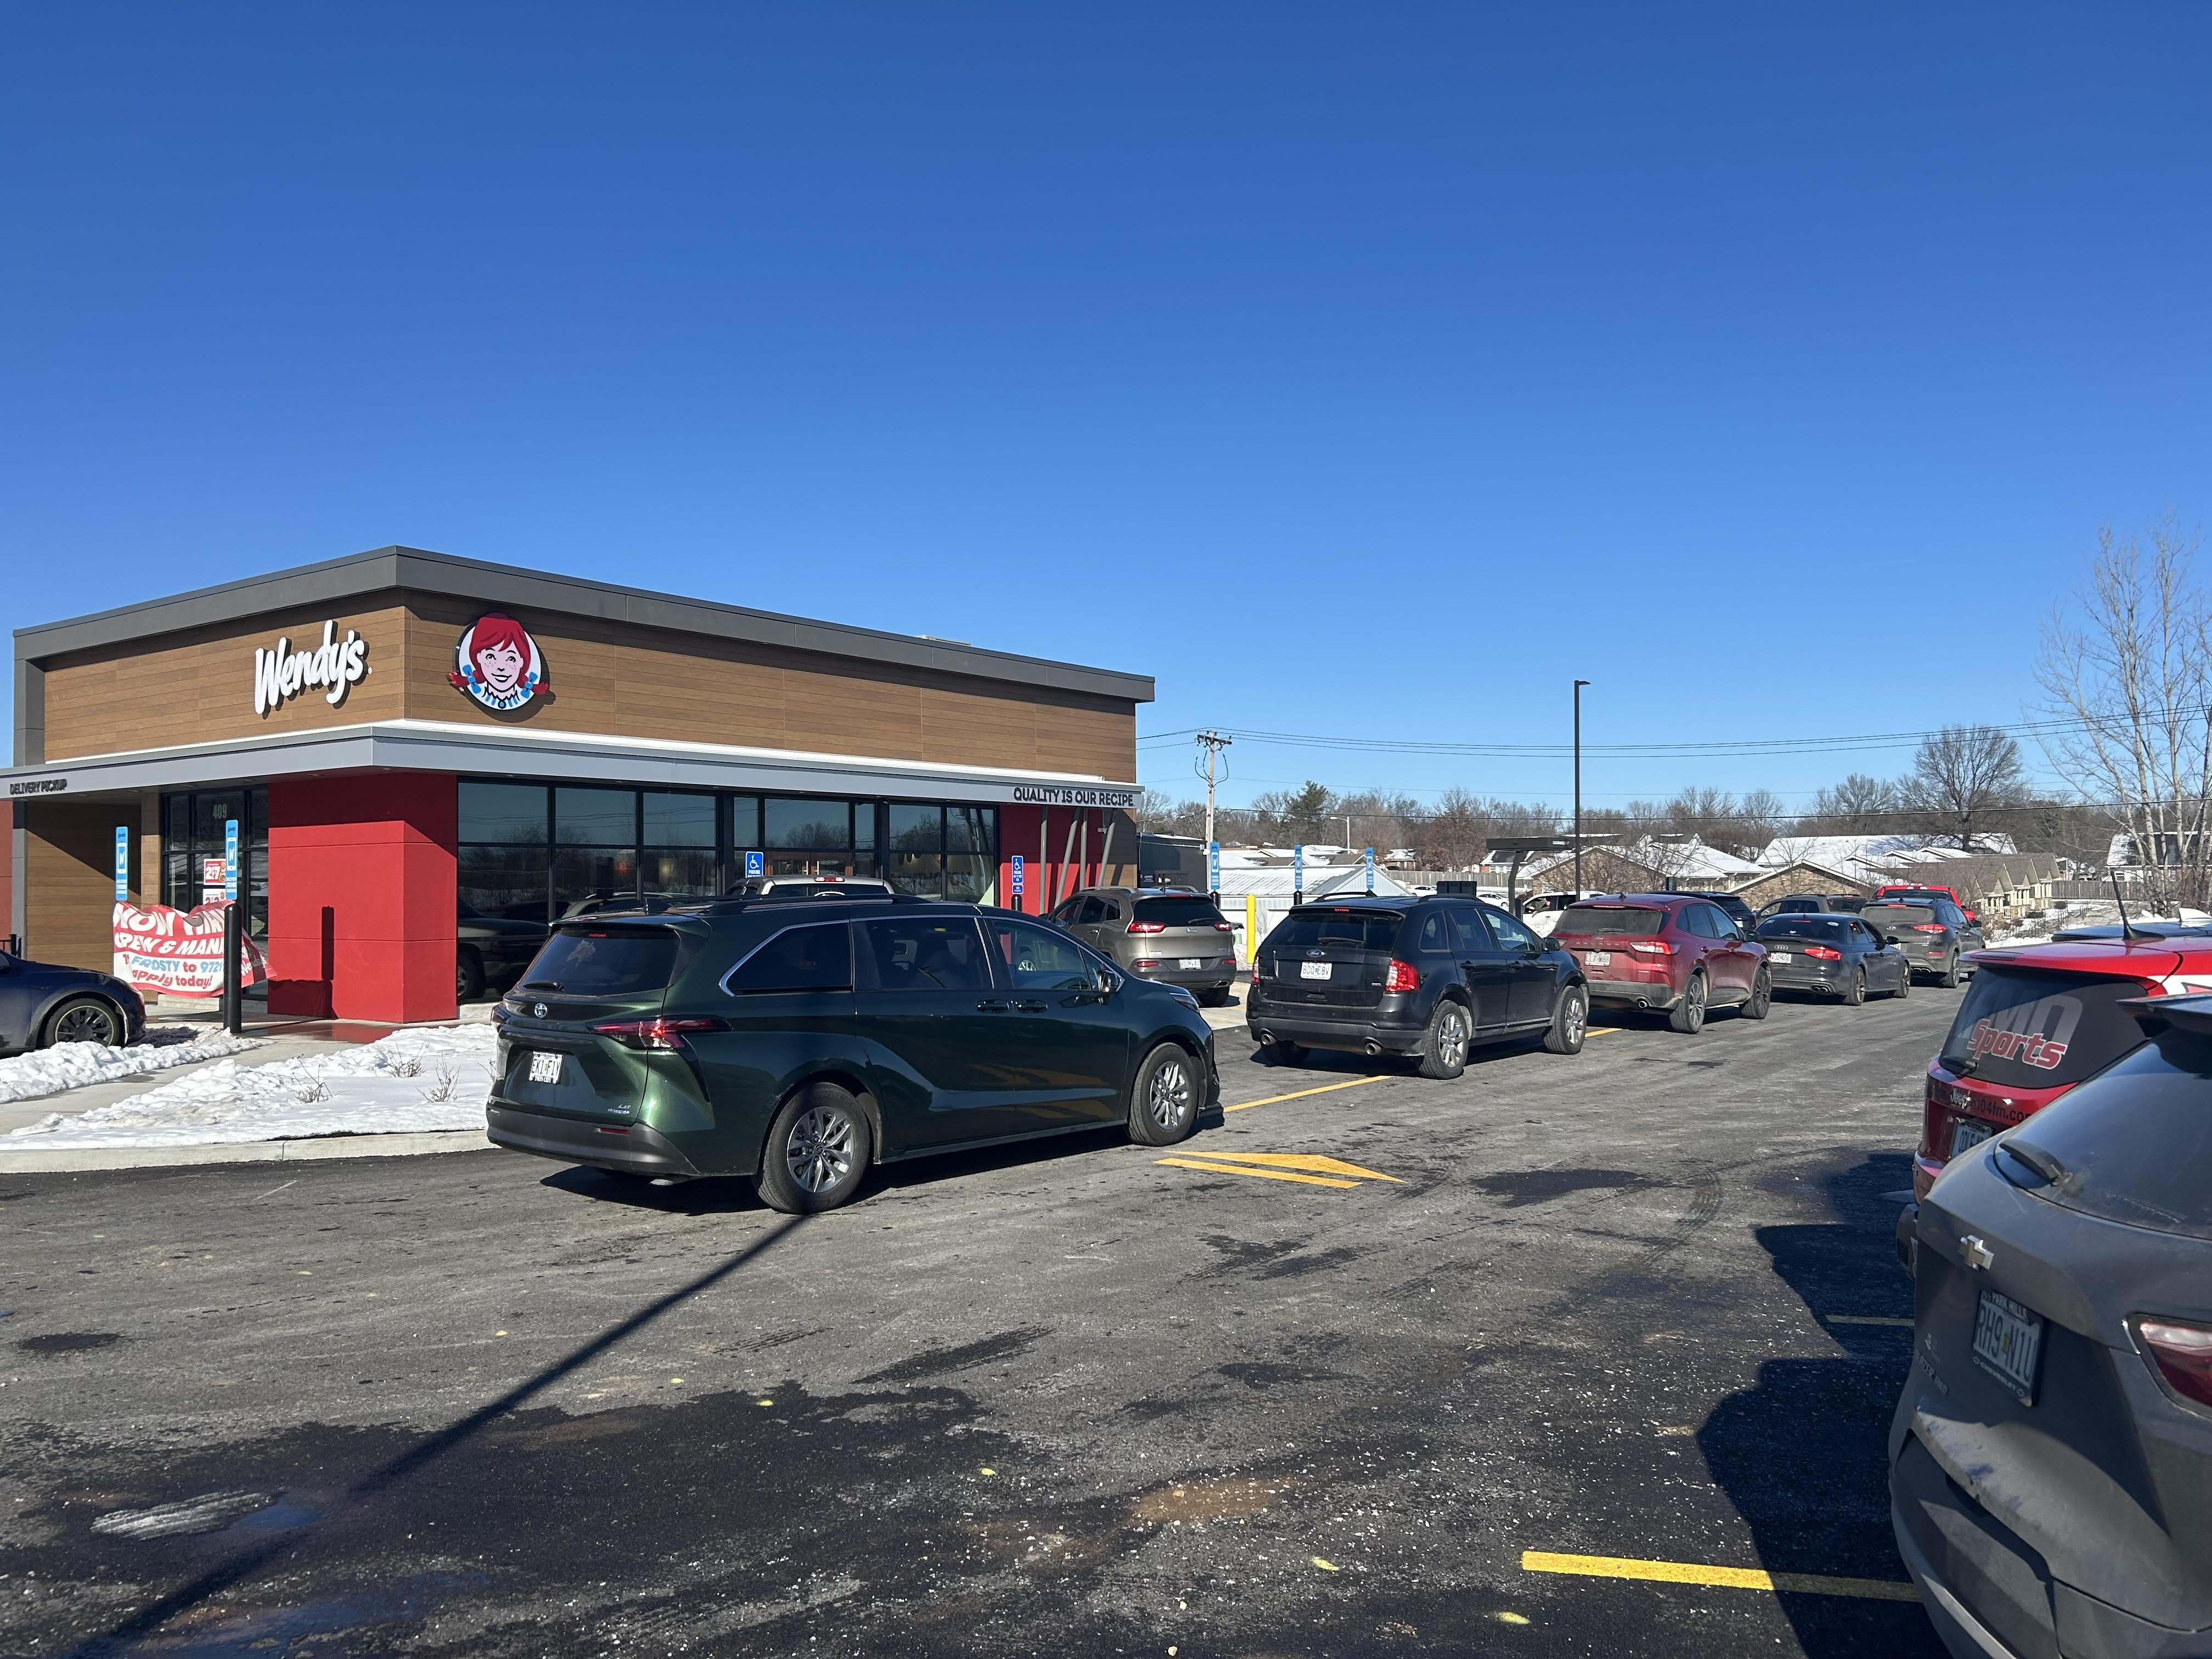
[4,546,1149,1024]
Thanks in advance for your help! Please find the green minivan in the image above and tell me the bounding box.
[486,896,1217,1212]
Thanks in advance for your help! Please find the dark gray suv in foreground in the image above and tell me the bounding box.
[1245,894,1588,1077]
[487,895,1215,1212]
[1893,991,2212,1657]
[1050,887,1239,1005]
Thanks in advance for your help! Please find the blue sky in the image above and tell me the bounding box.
[6,4,2208,813]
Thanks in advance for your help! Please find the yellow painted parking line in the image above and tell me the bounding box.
[1222,1075,1384,1114]
[1828,1314,1914,1328]
[1522,1550,1919,1602]
[1195,1152,1401,1182]
[1157,1157,1359,1189]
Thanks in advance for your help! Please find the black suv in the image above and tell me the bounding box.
[1246,895,1588,1077]
[486,896,1216,1212]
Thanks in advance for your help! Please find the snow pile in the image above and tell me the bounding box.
[2,1024,498,1149]
[0,1030,262,1106]
[1988,903,2210,949]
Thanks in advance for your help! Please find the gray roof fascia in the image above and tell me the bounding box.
[13,545,1155,704]
[0,721,1143,808]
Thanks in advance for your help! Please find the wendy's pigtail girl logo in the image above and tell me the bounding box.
[450,612,549,712]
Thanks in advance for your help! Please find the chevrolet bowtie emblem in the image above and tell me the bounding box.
[1961,1234,1995,1271]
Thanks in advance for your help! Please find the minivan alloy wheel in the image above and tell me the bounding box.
[785,1104,857,1193]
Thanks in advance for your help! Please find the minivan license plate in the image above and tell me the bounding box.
[1972,1288,2044,1403]
[528,1051,563,1084]
[1300,961,1332,980]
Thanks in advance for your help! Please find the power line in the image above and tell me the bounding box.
[1136,706,2200,760]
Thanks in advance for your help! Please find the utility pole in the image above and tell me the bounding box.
[1573,680,1591,897]
[1195,731,1232,847]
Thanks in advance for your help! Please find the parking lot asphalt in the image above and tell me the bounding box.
[1,988,1954,1658]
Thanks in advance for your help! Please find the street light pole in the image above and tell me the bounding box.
[1573,680,1591,897]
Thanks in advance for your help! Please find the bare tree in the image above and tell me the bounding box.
[1899,724,2028,851]
[2036,516,2212,909]
[1807,773,1899,834]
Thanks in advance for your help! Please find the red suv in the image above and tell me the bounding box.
[1914,930,2212,1203]
[1549,893,1770,1033]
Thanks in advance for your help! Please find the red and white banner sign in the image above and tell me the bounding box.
[111,900,265,998]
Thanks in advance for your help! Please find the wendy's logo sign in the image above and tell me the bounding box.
[450,613,548,712]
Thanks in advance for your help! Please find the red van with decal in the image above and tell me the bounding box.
[1915,934,2212,1203]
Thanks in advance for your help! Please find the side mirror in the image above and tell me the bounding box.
[1094,967,1124,996]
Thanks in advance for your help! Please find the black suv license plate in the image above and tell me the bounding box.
[1972,1288,2045,1404]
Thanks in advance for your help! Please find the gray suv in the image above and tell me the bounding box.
[1050,887,1239,1005]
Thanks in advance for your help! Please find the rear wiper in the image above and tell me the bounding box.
[2006,1141,2067,1183]
[520,979,562,991]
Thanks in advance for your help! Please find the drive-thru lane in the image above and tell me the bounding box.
[1,989,1953,1657]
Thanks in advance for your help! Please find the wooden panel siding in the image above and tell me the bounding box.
[399,599,1137,778]
[32,587,1137,780]
[24,799,142,970]
[40,600,411,759]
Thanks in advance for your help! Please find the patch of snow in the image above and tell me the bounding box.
[2,1024,497,1149]
[0,1031,263,1106]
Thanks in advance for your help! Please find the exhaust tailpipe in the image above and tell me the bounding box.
[1365,1041,1383,1056]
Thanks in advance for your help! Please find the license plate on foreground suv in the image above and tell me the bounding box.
[527,1051,562,1084]
[1301,962,1331,980]
[1972,1288,2044,1404]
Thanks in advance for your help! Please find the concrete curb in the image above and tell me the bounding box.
[0,1130,495,1174]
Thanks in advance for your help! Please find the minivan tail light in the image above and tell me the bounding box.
[1127,921,1167,934]
[1384,960,1419,993]
[2137,1317,2212,1409]
[592,1016,726,1051]
[1628,940,1674,955]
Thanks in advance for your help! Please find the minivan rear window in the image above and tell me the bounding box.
[1938,967,2152,1089]
[1554,906,1665,937]
[2003,1025,2212,1239]
[1134,897,1226,928]
[1267,911,1402,954]
[524,928,683,996]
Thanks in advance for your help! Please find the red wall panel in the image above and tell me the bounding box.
[265,772,458,1023]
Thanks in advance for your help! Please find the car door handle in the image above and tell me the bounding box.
[975,1000,1011,1012]
[1013,1000,1047,1012]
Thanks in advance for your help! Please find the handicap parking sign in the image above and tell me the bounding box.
[744,850,765,879]
[1011,854,1025,895]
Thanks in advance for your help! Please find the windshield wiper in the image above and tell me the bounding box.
[520,979,563,991]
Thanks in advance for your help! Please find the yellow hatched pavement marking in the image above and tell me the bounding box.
[1156,1158,1359,1189]
[1192,1151,1402,1182]
[1222,1076,1384,1114]
[1521,1551,1920,1602]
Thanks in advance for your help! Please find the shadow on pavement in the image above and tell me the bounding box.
[1697,1152,1940,1658]
[66,1214,804,1656]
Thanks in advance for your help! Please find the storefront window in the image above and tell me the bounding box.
[453,780,987,910]
[460,782,551,921]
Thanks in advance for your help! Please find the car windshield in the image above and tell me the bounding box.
[1757,918,1848,943]
[1937,966,2151,1088]
[1267,911,1402,953]
[1553,905,1666,937]
[521,927,682,995]
[1133,897,1225,927]
[2004,1022,2212,1239]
